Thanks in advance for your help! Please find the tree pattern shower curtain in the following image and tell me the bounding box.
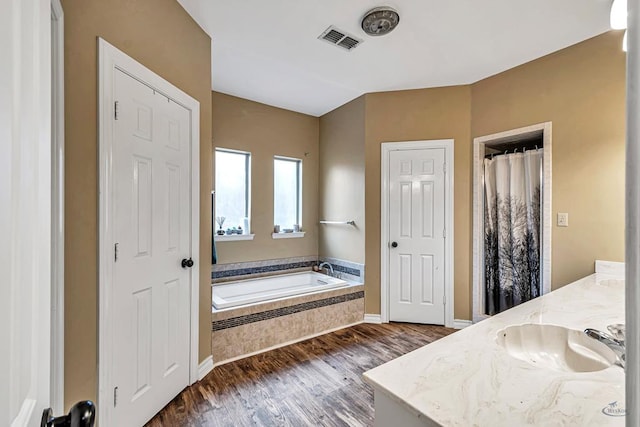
[484,149,542,315]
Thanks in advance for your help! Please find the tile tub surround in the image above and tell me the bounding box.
[211,256,365,283]
[212,283,364,364]
[363,272,625,426]
[212,256,318,282]
[319,256,364,282]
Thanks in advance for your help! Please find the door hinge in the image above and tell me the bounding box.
[114,243,119,262]
[443,229,446,238]
[114,386,118,407]
[443,295,446,305]
[443,162,446,173]
[114,101,119,120]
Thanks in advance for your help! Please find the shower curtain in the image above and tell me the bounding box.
[484,149,542,315]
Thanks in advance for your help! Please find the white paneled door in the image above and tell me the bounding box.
[388,148,446,325]
[112,69,192,426]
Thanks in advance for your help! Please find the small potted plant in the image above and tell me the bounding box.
[215,216,226,235]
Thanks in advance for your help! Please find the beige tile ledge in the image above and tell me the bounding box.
[212,282,364,321]
[212,298,364,364]
[363,273,625,426]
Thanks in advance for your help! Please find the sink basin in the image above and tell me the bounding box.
[496,324,618,372]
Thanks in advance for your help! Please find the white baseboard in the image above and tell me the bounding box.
[198,355,214,381]
[364,314,382,324]
[213,321,364,368]
[453,319,472,329]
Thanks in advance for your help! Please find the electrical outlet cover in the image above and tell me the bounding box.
[557,212,569,227]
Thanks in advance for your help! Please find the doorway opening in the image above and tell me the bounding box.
[472,123,552,323]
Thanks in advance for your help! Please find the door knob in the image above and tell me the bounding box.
[181,258,194,268]
[391,242,398,248]
[41,400,95,427]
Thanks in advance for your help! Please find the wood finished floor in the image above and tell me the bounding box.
[146,323,455,427]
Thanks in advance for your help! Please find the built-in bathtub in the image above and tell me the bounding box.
[211,270,363,365]
[212,271,347,310]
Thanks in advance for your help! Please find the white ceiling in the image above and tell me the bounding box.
[177,0,611,117]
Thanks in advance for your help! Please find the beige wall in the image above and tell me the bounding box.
[364,86,473,318]
[62,0,212,408]
[212,92,319,263]
[318,96,366,263]
[357,31,625,320]
[472,31,626,287]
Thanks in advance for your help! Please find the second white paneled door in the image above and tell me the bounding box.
[388,147,446,325]
[112,69,192,426]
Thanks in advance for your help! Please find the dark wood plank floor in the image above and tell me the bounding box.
[146,323,455,427]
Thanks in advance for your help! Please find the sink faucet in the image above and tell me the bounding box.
[318,262,334,277]
[584,324,625,369]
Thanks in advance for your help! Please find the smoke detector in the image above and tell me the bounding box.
[361,7,400,36]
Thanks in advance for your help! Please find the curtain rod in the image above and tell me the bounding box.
[485,145,542,158]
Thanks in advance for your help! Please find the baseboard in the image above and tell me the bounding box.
[198,355,214,381]
[453,319,472,329]
[212,320,364,368]
[364,314,382,324]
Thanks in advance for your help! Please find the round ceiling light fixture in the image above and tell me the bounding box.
[361,7,400,36]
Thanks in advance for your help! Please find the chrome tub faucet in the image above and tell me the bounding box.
[318,262,334,277]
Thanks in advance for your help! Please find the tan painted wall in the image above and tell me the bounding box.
[62,0,212,408]
[471,31,626,287]
[359,32,625,320]
[212,92,319,263]
[364,86,473,318]
[318,96,366,263]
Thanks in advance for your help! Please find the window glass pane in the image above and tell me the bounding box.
[215,149,249,231]
[274,157,301,229]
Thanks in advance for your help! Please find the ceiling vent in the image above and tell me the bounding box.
[318,26,363,51]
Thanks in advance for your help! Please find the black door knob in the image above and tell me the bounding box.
[391,242,398,248]
[41,400,95,427]
[181,258,194,268]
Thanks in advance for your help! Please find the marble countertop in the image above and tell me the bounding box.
[363,273,626,426]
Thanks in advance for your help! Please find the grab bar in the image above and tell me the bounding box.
[319,220,356,226]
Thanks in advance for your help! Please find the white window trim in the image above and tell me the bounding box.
[274,155,303,229]
[272,232,306,239]
[215,234,255,242]
[214,147,251,234]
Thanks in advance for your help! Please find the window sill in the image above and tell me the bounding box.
[272,232,305,239]
[215,234,255,242]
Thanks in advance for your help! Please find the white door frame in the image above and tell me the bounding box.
[380,140,455,328]
[472,122,552,323]
[98,38,200,426]
[3,1,53,425]
[50,0,65,415]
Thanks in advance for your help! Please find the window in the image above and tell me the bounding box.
[274,156,302,229]
[215,148,250,233]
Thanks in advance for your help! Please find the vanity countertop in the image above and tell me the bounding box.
[363,273,625,426]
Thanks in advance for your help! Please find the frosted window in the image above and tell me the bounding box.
[215,149,250,231]
[274,157,302,229]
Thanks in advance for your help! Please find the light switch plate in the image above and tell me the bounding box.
[557,212,569,227]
